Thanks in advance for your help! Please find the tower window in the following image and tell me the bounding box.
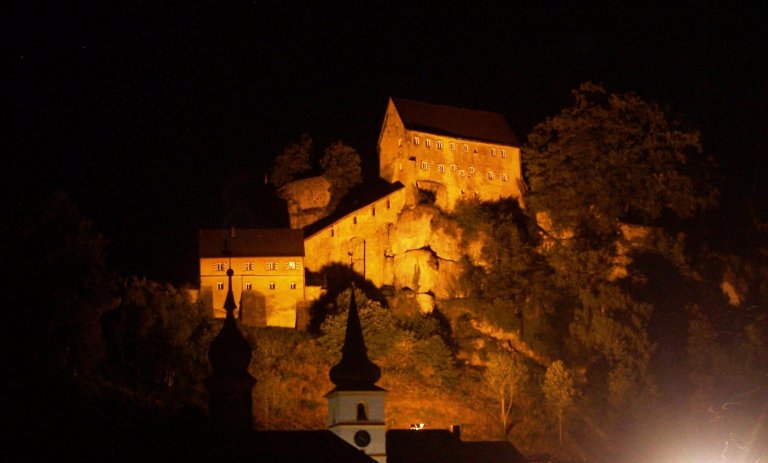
[357,402,368,421]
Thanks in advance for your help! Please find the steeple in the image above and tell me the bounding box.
[206,268,255,432]
[329,284,381,391]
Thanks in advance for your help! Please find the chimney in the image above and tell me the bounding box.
[450,424,461,440]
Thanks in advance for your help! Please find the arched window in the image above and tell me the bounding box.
[357,402,368,421]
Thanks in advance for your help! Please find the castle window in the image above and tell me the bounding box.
[290,281,297,290]
[469,166,476,174]
[462,144,469,152]
[413,136,420,145]
[488,171,495,180]
[421,160,430,171]
[501,149,507,158]
[216,282,224,291]
[269,282,276,290]
[490,148,497,157]
[398,138,403,147]
[436,140,443,149]
[242,262,255,271]
[501,173,509,182]
[353,216,357,224]
[425,139,431,148]
[331,229,335,237]
[372,206,376,216]
[459,169,466,177]
[450,164,457,172]
[357,402,368,421]
[213,262,228,272]
[245,282,252,291]
[286,261,300,270]
[399,162,403,171]
[449,142,456,151]
[265,262,278,270]
[437,164,445,173]
[386,199,391,209]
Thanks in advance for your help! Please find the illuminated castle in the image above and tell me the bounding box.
[199,97,525,326]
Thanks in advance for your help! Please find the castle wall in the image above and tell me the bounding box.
[200,255,305,327]
[303,188,407,287]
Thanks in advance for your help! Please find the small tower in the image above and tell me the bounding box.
[206,268,255,433]
[326,286,387,462]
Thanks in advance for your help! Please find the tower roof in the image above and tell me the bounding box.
[328,286,383,391]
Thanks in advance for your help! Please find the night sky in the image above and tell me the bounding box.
[6,1,767,285]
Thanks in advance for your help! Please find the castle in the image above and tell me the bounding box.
[199,97,525,327]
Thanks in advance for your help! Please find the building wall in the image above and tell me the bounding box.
[378,100,523,211]
[199,255,305,327]
[303,188,407,287]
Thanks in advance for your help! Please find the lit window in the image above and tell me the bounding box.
[216,282,224,290]
[488,171,495,179]
[437,164,445,173]
[501,173,509,182]
[265,262,278,270]
[269,282,276,290]
[425,139,432,148]
[449,142,456,151]
[413,136,420,145]
[435,140,443,149]
[213,262,228,272]
[459,169,466,177]
[450,164,457,172]
[490,148,496,157]
[421,160,430,171]
[286,261,300,270]
[245,282,253,291]
[242,262,255,271]
[290,282,297,290]
[468,166,475,174]
[462,144,469,152]
[501,149,507,158]
[398,138,403,147]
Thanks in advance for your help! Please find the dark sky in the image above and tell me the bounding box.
[6,1,767,285]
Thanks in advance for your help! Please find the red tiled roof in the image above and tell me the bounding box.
[392,97,520,146]
[198,228,304,257]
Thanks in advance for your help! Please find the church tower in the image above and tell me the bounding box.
[326,286,387,462]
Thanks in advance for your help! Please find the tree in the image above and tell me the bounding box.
[543,360,577,445]
[270,133,313,187]
[524,82,716,238]
[484,351,529,438]
[319,140,362,205]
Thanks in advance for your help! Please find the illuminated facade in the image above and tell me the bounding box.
[198,228,305,328]
[378,97,525,211]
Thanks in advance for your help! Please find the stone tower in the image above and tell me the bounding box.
[326,286,387,462]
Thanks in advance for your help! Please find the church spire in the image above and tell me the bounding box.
[329,284,381,391]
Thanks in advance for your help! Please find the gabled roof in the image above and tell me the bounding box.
[198,228,305,258]
[391,97,520,147]
[386,429,528,463]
